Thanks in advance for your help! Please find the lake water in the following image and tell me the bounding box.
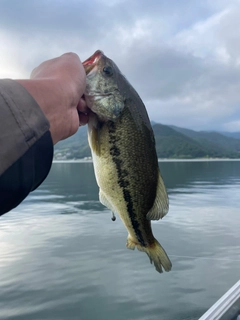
[0,160,240,320]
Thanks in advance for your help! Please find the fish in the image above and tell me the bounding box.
[82,50,172,273]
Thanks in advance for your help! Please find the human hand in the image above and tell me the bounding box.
[17,53,89,144]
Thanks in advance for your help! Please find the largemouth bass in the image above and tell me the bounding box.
[83,50,172,273]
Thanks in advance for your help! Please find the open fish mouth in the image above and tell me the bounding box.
[82,50,103,74]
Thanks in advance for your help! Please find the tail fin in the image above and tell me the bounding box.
[126,236,172,273]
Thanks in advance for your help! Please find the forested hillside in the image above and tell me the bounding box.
[54,123,240,159]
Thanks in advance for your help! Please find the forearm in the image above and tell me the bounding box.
[0,79,53,215]
[0,53,88,216]
[16,79,68,144]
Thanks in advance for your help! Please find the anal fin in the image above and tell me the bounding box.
[126,235,136,250]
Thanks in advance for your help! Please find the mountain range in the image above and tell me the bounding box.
[54,124,240,160]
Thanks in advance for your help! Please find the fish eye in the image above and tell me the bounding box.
[103,66,113,76]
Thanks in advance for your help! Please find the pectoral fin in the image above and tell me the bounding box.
[89,124,101,156]
[146,171,169,220]
[88,115,101,156]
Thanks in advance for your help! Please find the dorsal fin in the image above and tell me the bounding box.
[146,171,169,220]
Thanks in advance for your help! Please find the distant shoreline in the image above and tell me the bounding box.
[158,158,240,162]
[52,158,240,164]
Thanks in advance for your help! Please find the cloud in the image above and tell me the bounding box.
[223,120,240,132]
[0,0,240,131]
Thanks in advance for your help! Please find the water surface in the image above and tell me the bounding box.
[0,160,240,320]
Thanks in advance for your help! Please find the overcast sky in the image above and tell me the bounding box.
[1,0,240,132]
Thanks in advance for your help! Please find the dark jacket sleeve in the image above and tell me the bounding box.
[0,80,53,216]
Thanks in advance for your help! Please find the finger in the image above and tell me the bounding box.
[79,112,89,126]
[77,97,89,113]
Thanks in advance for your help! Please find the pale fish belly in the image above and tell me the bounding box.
[88,119,137,239]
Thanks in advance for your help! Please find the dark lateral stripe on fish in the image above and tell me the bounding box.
[108,121,146,247]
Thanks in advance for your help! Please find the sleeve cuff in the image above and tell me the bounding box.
[0,79,51,175]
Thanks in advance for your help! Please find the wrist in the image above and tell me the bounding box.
[16,79,66,144]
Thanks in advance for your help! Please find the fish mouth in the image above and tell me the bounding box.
[82,50,103,74]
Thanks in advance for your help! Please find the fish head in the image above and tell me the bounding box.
[83,50,125,122]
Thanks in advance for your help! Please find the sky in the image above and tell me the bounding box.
[1,0,240,132]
